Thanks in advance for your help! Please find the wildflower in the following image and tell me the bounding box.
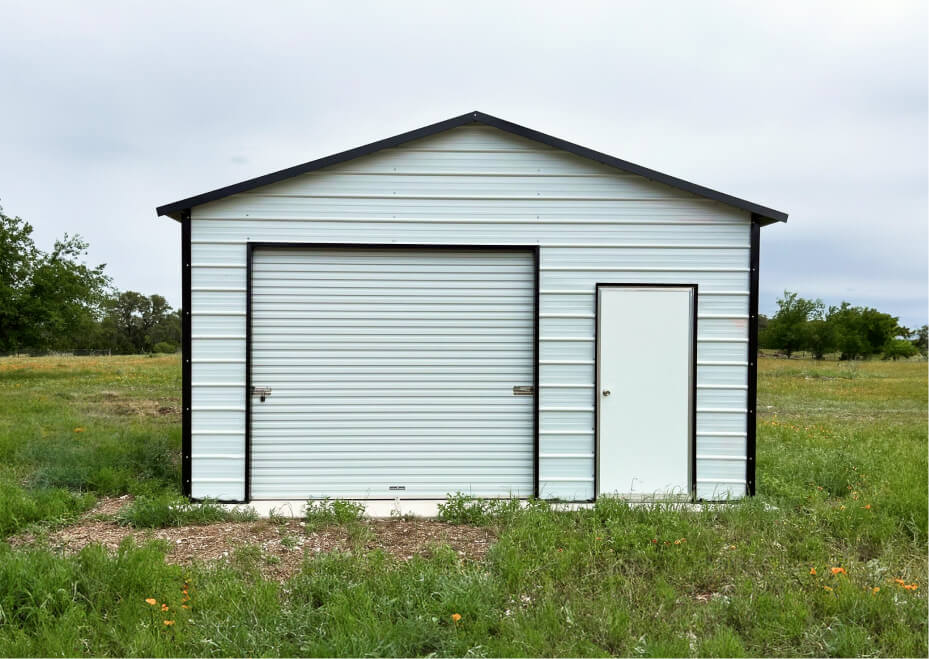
[651,539,658,544]
[871,587,880,595]
[145,598,157,606]
[894,578,905,585]
[839,505,846,510]
[730,545,736,550]
[823,585,833,592]
[831,567,847,576]
[904,584,919,591]
[451,613,462,622]
[864,504,871,510]
[161,604,169,612]
[163,620,174,626]
[182,605,190,609]
[809,568,817,576]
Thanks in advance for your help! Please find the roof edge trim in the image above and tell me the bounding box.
[156,110,788,225]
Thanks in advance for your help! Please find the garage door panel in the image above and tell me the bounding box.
[249,247,536,499]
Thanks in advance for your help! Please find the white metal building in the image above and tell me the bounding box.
[156,111,787,504]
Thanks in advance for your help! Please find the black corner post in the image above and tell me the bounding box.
[181,209,192,498]
[746,216,761,496]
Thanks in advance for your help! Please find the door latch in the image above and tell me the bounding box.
[512,385,534,396]
[251,386,272,402]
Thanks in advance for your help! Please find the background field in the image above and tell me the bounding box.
[0,354,925,657]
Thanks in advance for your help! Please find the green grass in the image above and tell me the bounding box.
[0,355,182,536]
[116,494,258,529]
[303,497,366,530]
[0,355,926,656]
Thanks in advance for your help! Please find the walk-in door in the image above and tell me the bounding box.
[596,284,696,499]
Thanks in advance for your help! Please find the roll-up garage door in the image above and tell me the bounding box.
[249,246,536,499]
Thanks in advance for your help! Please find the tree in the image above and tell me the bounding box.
[101,291,181,354]
[806,318,837,360]
[0,205,38,351]
[760,291,823,358]
[0,206,110,352]
[912,325,928,357]
[883,338,918,361]
[828,303,901,360]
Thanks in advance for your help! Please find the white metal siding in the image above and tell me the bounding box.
[189,125,751,502]
[248,247,535,499]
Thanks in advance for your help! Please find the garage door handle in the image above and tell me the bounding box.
[513,385,534,395]
[251,386,272,402]
[602,389,611,397]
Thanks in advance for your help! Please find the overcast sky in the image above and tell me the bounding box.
[0,1,926,327]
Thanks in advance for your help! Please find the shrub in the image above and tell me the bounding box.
[303,498,365,530]
[437,493,522,525]
[116,493,256,528]
[152,342,176,354]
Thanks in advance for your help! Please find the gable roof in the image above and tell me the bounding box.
[155,110,788,225]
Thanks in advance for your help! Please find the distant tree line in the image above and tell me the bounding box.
[0,205,180,354]
[760,291,926,360]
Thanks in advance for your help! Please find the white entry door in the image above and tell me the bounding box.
[597,285,695,499]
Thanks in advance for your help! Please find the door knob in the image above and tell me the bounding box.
[602,389,611,397]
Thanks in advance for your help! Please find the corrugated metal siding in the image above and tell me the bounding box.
[189,125,751,502]
[248,247,535,499]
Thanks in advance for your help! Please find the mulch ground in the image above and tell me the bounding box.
[9,498,496,581]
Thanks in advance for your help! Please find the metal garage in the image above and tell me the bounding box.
[155,110,787,504]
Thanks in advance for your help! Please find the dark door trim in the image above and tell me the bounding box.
[243,242,541,502]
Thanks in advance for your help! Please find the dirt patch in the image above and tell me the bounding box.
[92,398,180,418]
[85,495,134,518]
[9,519,496,582]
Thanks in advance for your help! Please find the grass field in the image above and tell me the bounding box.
[0,354,926,656]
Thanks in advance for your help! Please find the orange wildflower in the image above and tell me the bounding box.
[161,604,169,612]
[871,587,880,595]
[823,585,833,592]
[894,578,906,585]
[864,504,871,510]
[163,620,174,626]
[809,568,817,576]
[182,605,190,609]
[451,613,462,622]
[904,584,919,591]
[831,567,847,576]
[73,427,85,433]
[145,598,157,606]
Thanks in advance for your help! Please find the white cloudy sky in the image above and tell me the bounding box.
[1,1,926,327]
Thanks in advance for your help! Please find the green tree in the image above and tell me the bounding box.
[102,291,181,354]
[827,302,901,360]
[806,317,837,360]
[0,205,38,351]
[760,291,823,358]
[0,206,110,352]
[883,338,918,360]
[911,325,928,356]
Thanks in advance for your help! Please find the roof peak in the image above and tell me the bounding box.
[156,111,787,225]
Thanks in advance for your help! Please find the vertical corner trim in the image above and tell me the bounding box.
[181,209,192,499]
[746,216,761,496]
[244,243,254,503]
[533,246,541,499]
